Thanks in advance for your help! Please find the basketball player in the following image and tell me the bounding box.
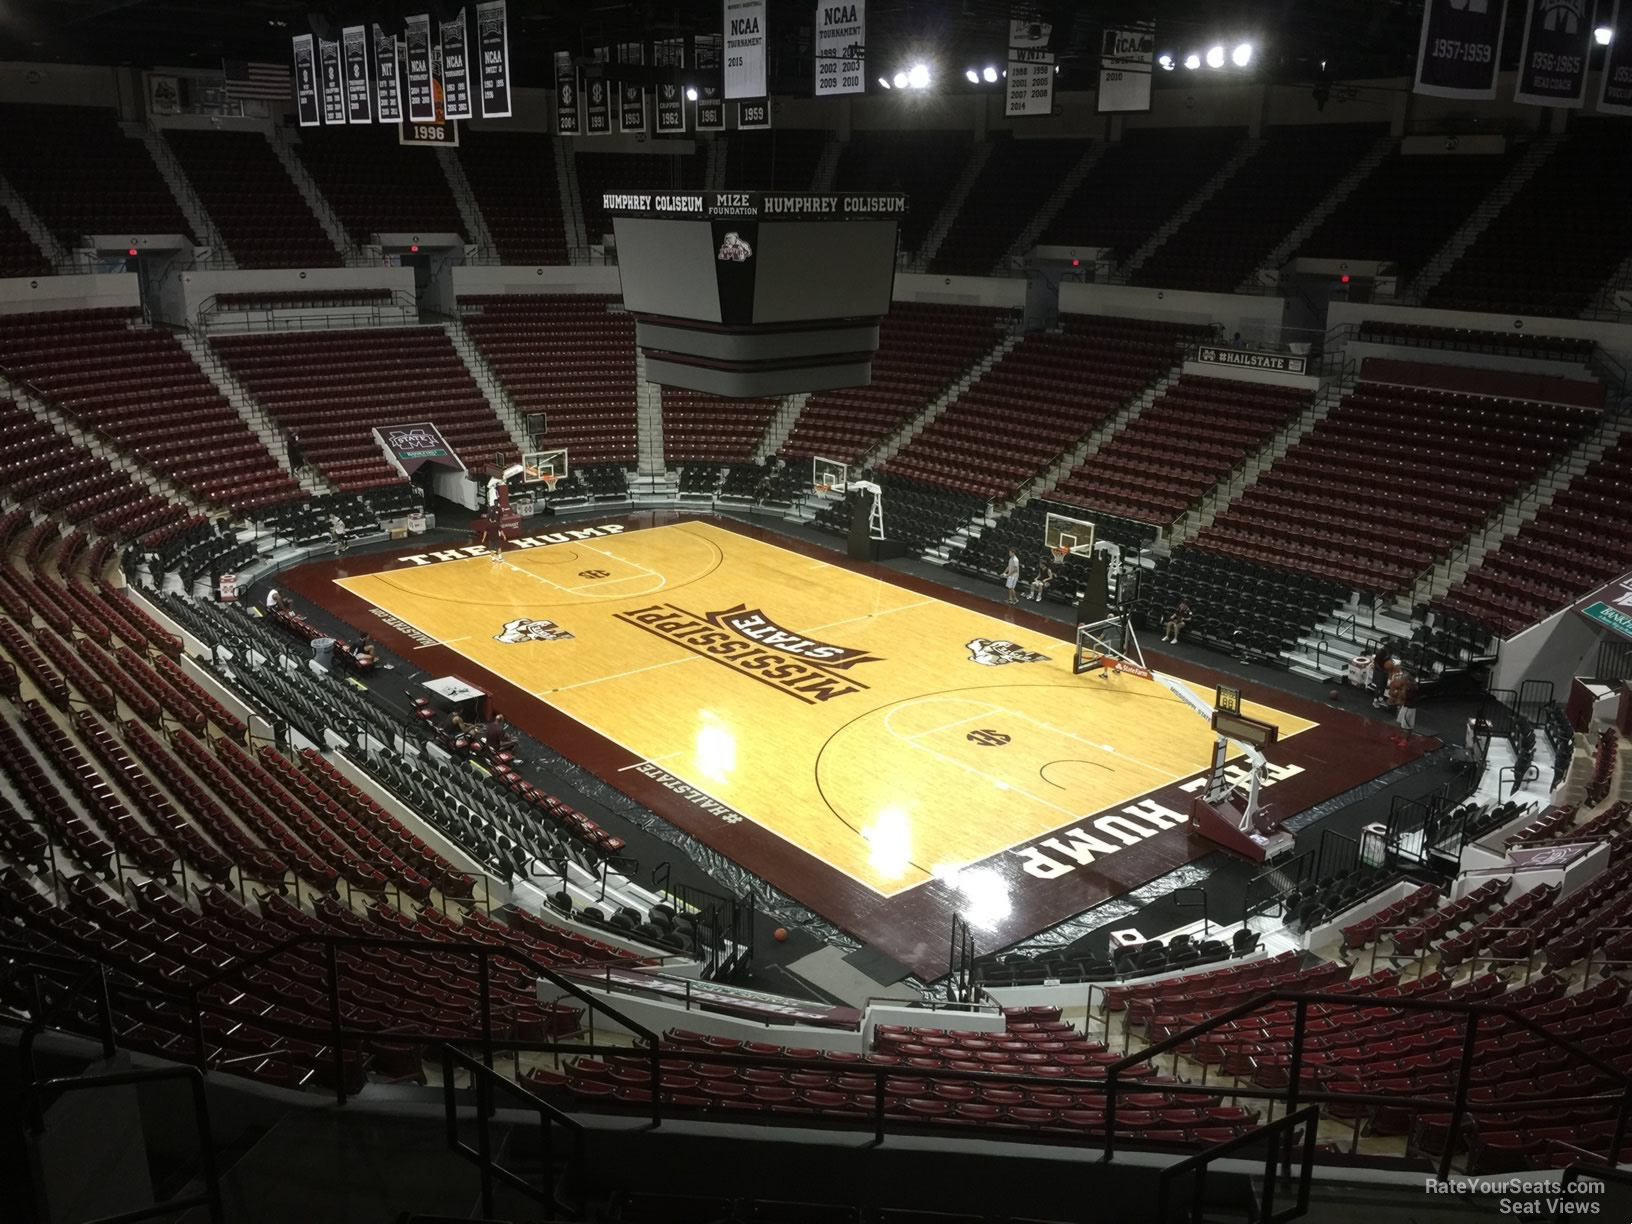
[486,499,506,564]
[1029,558,1054,602]
[1004,549,1020,604]
[329,512,348,554]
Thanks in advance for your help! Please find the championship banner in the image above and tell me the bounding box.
[655,38,687,133]
[293,35,320,126]
[695,33,725,129]
[737,98,771,128]
[1006,19,1055,117]
[373,25,402,121]
[405,13,436,122]
[342,26,371,123]
[1414,0,1508,99]
[619,42,647,133]
[440,8,473,120]
[1603,0,1632,114]
[319,38,346,124]
[815,0,865,96]
[724,0,767,99]
[586,73,612,134]
[554,50,580,135]
[475,0,512,117]
[1514,0,1594,105]
[1098,22,1154,113]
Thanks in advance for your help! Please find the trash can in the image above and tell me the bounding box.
[312,637,335,667]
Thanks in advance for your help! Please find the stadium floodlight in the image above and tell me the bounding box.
[1158,53,1174,70]
[878,75,891,88]
[1232,42,1253,67]
[908,63,930,88]
[965,68,978,83]
[1184,52,1201,69]
[1206,45,1225,68]
[1596,25,1614,44]
[983,65,998,82]
[685,87,698,101]
[892,70,907,88]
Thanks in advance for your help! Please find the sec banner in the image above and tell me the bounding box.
[1413,0,1508,99]
[815,0,865,97]
[724,0,767,99]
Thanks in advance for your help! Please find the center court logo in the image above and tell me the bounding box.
[494,618,574,644]
[613,602,882,704]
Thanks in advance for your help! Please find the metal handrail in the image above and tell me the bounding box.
[1155,1104,1319,1224]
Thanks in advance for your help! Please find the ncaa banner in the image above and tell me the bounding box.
[1098,22,1155,113]
[618,42,647,134]
[319,37,346,124]
[404,13,436,122]
[724,0,767,99]
[814,0,865,97]
[373,25,402,121]
[694,33,726,130]
[342,26,371,123]
[1007,19,1055,117]
[1515,0,1594,105]
[440,9,473,120]
[1414,0,1508,99]
[554,51,579,134]
[292,34,320,126]
[475,0,512,117]
[655,38,687,133]
[737,98,771,128]
[1603,0,1632,113]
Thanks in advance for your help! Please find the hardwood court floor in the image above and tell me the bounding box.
[337,521,1315,899]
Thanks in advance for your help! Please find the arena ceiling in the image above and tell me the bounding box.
[0,1,1540,93]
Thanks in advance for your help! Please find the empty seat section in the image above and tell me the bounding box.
[832,130,971,257]
[575,150,705,244]
[1039,128,1245,259]
[722,129,828,191]
[929,135,1093,276]
[291,127,465,243]
[458,294,636,468]
[456,130,569,265]
[0,310,298,513]
[1297,146,1517,284]
[1426,122,1632,318]
[880,315,1200,501]
[779,304,1008,463]
[0,207,49,278]
[164,129,338,268]
[211,327,514,490]
[0,104,194,246]
[1132,125,1385,292]
[1050,376,1311,525]
[662,393,777,465]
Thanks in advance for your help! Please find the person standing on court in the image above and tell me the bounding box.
[1394,669,1420,736]
[1004,549,1020,605]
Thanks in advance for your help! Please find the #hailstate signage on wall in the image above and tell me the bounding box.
[1195,346,1308,375]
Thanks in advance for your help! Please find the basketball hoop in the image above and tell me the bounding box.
[814,483,832,494]
[539,472,559,495]
[1052,546,1070,562]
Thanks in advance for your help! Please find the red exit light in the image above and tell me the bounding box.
[127,248,138,256]
[1340,274,1350,284]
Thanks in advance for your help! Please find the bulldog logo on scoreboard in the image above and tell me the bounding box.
[966,638,1050,666]
[494,618,574,643]
[717,231,753,262]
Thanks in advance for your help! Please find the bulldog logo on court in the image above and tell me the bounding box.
[966,638,1050,666]
[717,231,753,262]
[495,618,574,644]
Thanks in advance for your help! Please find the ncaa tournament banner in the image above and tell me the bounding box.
[319,37,346,124]
[373,24,402,121]
[404,13,436,122]
[585,48,612,135]
[814,0,865,97]
[1006,19,1055,117]
[554,51,579,134]
[737,98,771,129]
[724,0,767,99]
[1515,0,1594,105]
[655,38,687,133]
[475,0,512,117]
[440,9,473,120]
[342,26,371,123]
[694,33,726,129]
[1414,0,1508,99]
[1098,22,1155,112]
[1601,0,1632,112]
[292,34,320,126]
[619,42,647,134]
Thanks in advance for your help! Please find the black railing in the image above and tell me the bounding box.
[1598,638,1632,684]
[1155,1105,1319,1224]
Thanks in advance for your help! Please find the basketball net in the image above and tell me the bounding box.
[539,472,558,494]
